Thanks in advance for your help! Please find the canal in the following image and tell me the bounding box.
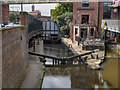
[41,43,119,89]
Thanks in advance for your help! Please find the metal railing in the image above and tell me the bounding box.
[102,20,120,33]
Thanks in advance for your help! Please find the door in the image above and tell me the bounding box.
[81,29,87,39]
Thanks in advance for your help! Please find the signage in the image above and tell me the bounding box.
[113,8,118,13]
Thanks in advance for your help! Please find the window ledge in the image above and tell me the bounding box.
[77,7,94,10]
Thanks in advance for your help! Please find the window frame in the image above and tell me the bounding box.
[82,1,89,7]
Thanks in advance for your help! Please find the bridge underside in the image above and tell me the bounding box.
[1,0,113,4]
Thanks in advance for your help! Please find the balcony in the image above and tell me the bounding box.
[101,20,120,33]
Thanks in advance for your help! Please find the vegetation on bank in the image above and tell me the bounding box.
[51,3,73,35]
[106,45,120,57]
[102,21,107,39]
[9,12,16,23]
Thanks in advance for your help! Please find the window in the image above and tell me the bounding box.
[75,20,77,24]
[82,1,89,7]
[103,2,111,19]
[81,15,89,24]
[90,28,94,36]
[75,28,78,35]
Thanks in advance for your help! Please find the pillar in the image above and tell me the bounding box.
[73,26,75,43]
[20,12,28,30]
[79,27,81,38]
[20,12,28,67]
[94,27,96,39]
[70,24,73,41]
[87,27,90,39]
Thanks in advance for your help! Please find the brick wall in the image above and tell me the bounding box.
[2,4,9,24]
[73,2,104,36]
[0,4,2,25]
[20,12,29,67]
[0,27,2,89]
[73,2,99,25]
[1,26,27,88]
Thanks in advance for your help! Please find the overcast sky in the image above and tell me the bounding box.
[9,3,58,16]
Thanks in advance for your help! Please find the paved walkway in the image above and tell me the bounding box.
[61,37,104,58]
[21,56,45,88]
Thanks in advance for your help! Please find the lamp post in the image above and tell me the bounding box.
[104,25,108,57]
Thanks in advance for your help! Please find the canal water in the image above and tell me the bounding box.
[42,43,120,89]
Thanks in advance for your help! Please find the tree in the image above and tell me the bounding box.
[56,12,73,35]
[9,12,16,23]
[51,3,73,21]
[102,21,107,39]
[51,3,73,35]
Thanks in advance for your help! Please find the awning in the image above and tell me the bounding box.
[110,3,120,8]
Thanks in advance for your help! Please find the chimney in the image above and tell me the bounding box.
[32,4,35,11]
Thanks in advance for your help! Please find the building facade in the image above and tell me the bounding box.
[102,0,120,43]
[1,4,9,25]
[70,1,112,42]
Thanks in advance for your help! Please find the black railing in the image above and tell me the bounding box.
[28,14,43,38]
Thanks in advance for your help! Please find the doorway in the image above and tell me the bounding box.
[81,29,87,39]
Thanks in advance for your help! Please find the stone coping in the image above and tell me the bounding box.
[0,25,25,31]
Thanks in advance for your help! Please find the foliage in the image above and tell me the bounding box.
[51,3,73,21]
[9,12,16,23]
[56,12,73,35]
[102,21,107,38]
[51,3,73,35]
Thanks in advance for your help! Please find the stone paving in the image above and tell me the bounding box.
[61,37,104,58]
[61,37,105,70]
[21,55,45,88]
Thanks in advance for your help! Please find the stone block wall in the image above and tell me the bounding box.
[1,26,27,88]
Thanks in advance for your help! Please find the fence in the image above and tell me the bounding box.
[28,14,43,38]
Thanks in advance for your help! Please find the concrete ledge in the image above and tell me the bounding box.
[0,25,25,31]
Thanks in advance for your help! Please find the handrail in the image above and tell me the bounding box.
[28,49,98,61]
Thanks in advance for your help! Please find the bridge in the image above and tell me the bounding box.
[0,0,113,4]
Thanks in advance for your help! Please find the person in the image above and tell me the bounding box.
[77,36,81,46]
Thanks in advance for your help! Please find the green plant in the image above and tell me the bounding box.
[9,12,16,23]
[102,21,107,38]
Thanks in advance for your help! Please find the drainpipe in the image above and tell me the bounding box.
[97,2,100,38]
[21,2,23,11]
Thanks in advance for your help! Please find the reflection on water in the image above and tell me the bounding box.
[42,76,71,88]
[42,44,119,89]
[98,59,119,88]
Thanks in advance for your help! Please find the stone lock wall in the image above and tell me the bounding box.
[1,26,27,88]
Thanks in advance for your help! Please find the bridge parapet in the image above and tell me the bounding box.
[1,0,113,4]
[20,11,43,39]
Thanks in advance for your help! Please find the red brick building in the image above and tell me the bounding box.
[2,4,9,24]
[70,1,112,42]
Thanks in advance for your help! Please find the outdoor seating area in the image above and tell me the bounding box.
[78,38,105,50]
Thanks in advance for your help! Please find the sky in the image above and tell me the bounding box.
[9,3,58,16]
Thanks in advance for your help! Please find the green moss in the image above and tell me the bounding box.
[40,71,45,89]
[0,25,25,31]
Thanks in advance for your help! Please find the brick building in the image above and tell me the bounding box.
[70,1,112,42]
[101,0,120,43]
[1,4,9,24]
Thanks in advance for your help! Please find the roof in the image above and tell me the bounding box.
[110,3,120,7]
[29,10,41,13]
